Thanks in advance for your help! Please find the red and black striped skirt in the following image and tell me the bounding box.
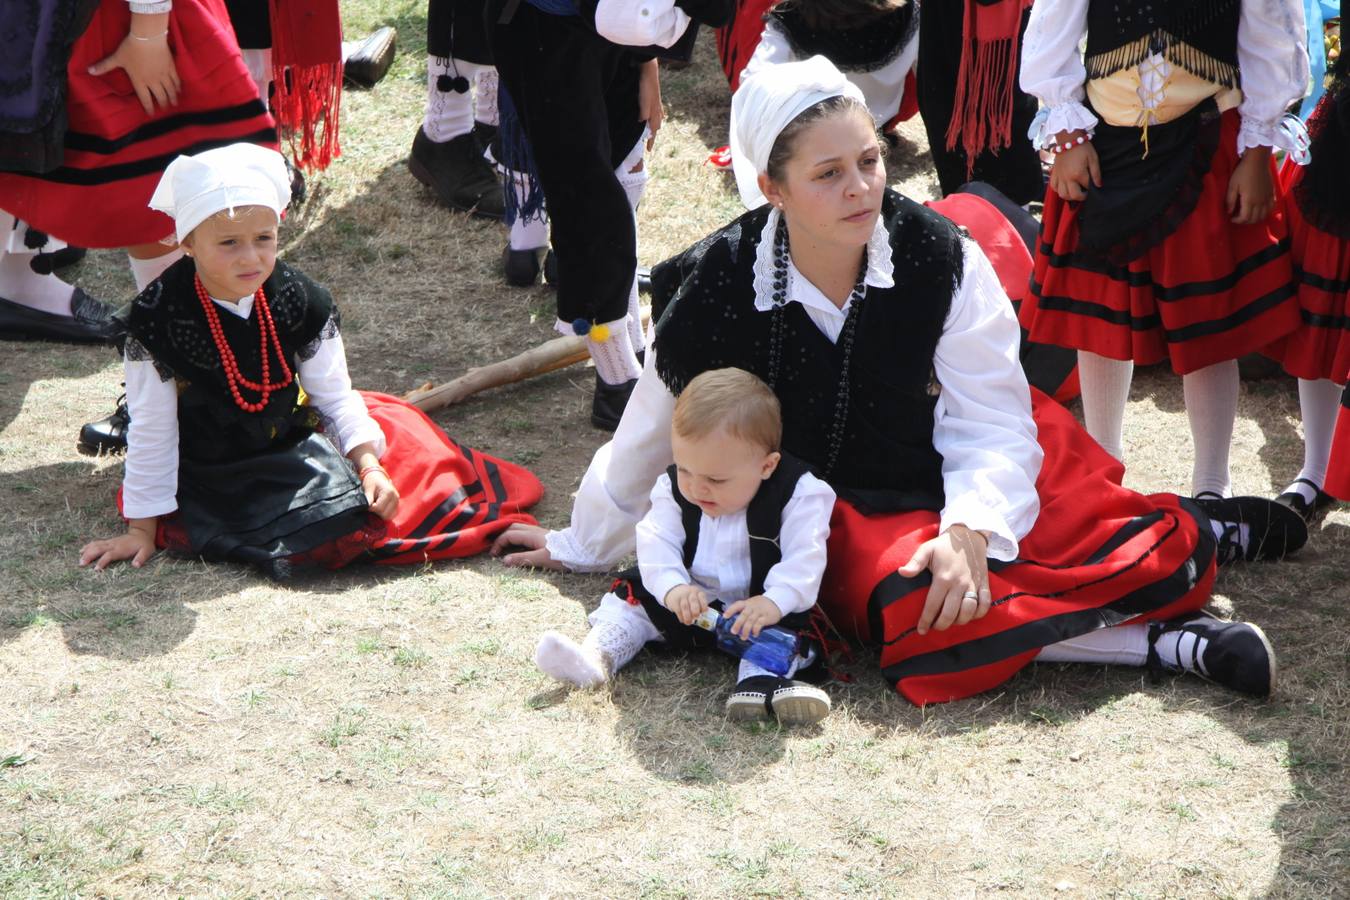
[0,0,276,249]
[1022,110,1299,375]
[818,390,1215,706]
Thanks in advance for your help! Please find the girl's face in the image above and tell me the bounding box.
[184,205,279,299]
[758,111,885,251]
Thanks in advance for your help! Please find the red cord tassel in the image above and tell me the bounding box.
[944,0,1032,179]
[268,0,343,172]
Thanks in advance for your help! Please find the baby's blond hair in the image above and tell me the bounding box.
[672,368,782,453]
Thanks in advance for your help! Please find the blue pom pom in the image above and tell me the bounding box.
[571,318,591,336]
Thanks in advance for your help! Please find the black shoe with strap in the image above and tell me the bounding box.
[1192,493,1308,565]
[1274,478,1338,524]
[77,395,130,456]
[1147,611,1276,697]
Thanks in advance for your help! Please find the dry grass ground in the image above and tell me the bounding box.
[2,5,1348,897]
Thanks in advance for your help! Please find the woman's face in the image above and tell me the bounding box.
[760,110,885,249]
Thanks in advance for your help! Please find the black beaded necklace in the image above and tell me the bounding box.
[766,216,868,478]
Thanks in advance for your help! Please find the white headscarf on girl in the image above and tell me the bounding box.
[729,55,867,210]
[149,143,291,244]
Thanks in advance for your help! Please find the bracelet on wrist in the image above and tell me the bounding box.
[1050,134,1090,155]
[129,30,169,41]
[357,464,387,482]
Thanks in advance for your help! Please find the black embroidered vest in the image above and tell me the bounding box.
[1084,0,1240,89]
[1296,59,1350,238]
[666,454,811,597]
[769,1,917,73]
[123,258,336,464]
[653,190,961,513]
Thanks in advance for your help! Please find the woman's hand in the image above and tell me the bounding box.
[490,523,565,570]
[361,468,400,520]
[723,594,782,639]
[638,59,663,150]
[88,13,180,116]
[1227,146,1274,225]
[665,584,709,625]
[79,521,157,571]
[898,524,992,635]
[1048,130,1101,202]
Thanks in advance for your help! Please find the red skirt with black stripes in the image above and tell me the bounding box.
[818,390,1215,706]
[0,0,276,248]
[1262,161,1350,382]
[1021,110,1298,375]
[140,392,544,568]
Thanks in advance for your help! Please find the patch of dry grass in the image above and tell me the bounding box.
[1,4,1347,896]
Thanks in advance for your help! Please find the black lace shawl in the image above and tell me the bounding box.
[768,0,917,73]
[1295,54,1350,239]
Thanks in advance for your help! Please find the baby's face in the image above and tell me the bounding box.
[671,428,780,518]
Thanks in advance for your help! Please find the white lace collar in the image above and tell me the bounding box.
[751,206,895,313]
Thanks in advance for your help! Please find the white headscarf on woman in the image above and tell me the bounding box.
[729,55,867,210]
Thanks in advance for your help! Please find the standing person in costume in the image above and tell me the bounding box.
[488,0,734,430]
[1018,0,1311,502]
[918,0,1043,204]
[409,0,504,219]
[535,367,836,725]
[1263,48,1348,522]
[493,58,1301,706]
[78,143,543,575]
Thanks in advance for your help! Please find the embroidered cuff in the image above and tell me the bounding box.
[128,1,173,14]
[939,497,1018,562]
[544,528,604,573]
[1028,103,1098,150]
[1237,113,1311,164]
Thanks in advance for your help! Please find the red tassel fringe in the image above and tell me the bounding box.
[268,0,343,172]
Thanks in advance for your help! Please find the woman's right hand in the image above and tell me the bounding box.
[1048,131,1101,202]
[491,523,565,570]
[89,13,181,116]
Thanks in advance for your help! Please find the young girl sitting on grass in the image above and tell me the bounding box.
[534,367,836,725]
[80,142,542,577]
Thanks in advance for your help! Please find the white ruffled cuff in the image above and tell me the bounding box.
[1027,103,1099,150]
[939,495,1019,563]
[1236,113,1311,164]
[544,528,608,573]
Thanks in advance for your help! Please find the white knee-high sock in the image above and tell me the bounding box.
[588,317,643,385]
[474,67,499,127]
[0,211,75,314]
[1076,351,1134,461]
[615,139,649,354]
[424,55,485,143]
[240,47,272,109]
[1037,625,1149,665]
[1182,360,1239,497]
[1288,377,1343,499]
[128,248,184,292]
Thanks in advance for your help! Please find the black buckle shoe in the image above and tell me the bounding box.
[342,26,397,88]
[591,373,638,432]
[78,394,130,456]
[1274,478,1338,524]
[1192,494,1308,565]
[408,128,505,219]
[1147,611,1276,697]
[503,245,545,287]
[0,288,115,344]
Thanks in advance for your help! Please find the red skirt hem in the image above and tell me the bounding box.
[1021,110,1299,376]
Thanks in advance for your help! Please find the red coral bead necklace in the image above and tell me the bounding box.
[194,274,294,413]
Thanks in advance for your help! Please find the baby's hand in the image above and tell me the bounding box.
[79,528,156,571]
[664,584,709,625]
[723,595,783,640]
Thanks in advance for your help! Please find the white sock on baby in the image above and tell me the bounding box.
[535,630,612,687]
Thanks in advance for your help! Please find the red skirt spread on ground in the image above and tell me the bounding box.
[1327,385,1350,499]
[1022,109,1298,375]
[0,0,276,248]
[1262,160,1350,382]
[817,389,1215,706]
[134,392,544,567]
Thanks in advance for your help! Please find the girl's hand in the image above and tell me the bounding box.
[80,525,157,571]
[723,594,782,640]
[1227,147,1274,225]
[665,584,709,625]
[1048,131,1101,202]
[638,59,663,149]
[490,523,565,570]
[89,13,180,116]
[361,468,400,520]
[898,525,992,635]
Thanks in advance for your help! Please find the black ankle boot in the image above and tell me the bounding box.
[591,373,638,431]
[408,129,505,219]
[503,245,545,287]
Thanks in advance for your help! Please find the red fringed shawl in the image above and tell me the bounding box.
[269,0,342,171]
[944,0,1033,177]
